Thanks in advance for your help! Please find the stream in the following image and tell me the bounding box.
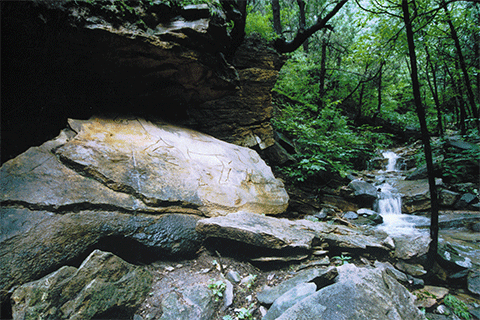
[373,150,480,268]
[374,151,430,237]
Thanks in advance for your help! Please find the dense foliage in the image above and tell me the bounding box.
[245,0,479,184]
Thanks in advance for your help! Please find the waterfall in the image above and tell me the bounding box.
[375,183,402,215]
[382,150,400,172]
[375,150,430,236]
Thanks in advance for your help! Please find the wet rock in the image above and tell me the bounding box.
[3,2,284,162]
[343,211,359,220]
[413,286,449,308]
[473,223,480,232]
[468,269,480,295]
[454,193,478,210]
[226,270,241,284]
[394,179,431,213]
[368,213,384,224]
[275,264,426,320]
[257,267,338,305]
[439,189,460,207]
[12,250,152,320]
[374,261,408,283]
[357,208,377,216]
[395,260,427,277]
[0,211,203,301]
[347,179,378,206]
[392,233,431,260]
[263,282,317,320]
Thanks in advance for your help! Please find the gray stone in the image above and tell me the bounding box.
[468,269,480,296]
[276,264,426,320]
[374,261,408,283]
[226,270,241,283]
[11,250,153,320]
[394,179,431,213]
[263,282,317,320]
[347,179,378,203]
[439,189,460,207]
[357,208,377,216]
[367,213,384,224]
[257,267,337,305]
[455,193,478,209]
[473,223,480,232]
[54,117,288,217]
[196,212,391,255]
[0,211,203,301]
[158,283,218,320]
[395,260,427,277]
[343,211,359,220]
[392,233,431,260]
[0,207,52,242]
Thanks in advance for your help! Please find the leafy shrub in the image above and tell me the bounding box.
[245,4,277,41]
[444,294,471,320]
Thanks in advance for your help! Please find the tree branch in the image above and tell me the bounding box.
[273,0,348,53]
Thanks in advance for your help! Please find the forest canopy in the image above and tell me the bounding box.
[242,0,479,184]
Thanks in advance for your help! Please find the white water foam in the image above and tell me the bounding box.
[375,151,429,236]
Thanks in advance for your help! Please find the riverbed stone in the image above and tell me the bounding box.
[11,250,153,320]
[413,286,449,308]
[347,180,378,205]
[257,267,338,305]
[455,193,478,210]
[392,233,431,260]
[394,179,431,213]
[263,282,317,320]
[395,260,427,277]
[196,212,391,255]
[276,264,426,320]
[439,189,460,207]
[468,269,480,295]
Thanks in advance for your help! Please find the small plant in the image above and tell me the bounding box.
[242,274,257,289]
[235,303,256,320]
[207,279,226,302]
[444,294,471,320]
[222,316,234,320]
[332,254,352,265]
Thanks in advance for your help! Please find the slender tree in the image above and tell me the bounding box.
[401,0,439,269]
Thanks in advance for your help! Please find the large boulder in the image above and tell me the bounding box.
[394,179,431,213]
[1,117,288,217]
[0,210,203,302]
[11,250,153,320]
[273,264,427,320]
[2,1,284,162]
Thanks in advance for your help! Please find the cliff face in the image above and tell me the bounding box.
[1,1,284,162]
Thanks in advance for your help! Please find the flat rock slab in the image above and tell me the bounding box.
[196,212,390,253]
[55,117,288,216]
[12,250,152,320]
[1,118,288,217]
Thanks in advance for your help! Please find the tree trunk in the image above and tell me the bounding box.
[297,0,308,52]
[442,0,478,121]
[272,0,282,37]
[402,0,439,271]
[318,37,328,109]
[425,46,443,135]
[445,63,467,134]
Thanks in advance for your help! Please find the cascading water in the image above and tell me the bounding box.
[375,151,429,236]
